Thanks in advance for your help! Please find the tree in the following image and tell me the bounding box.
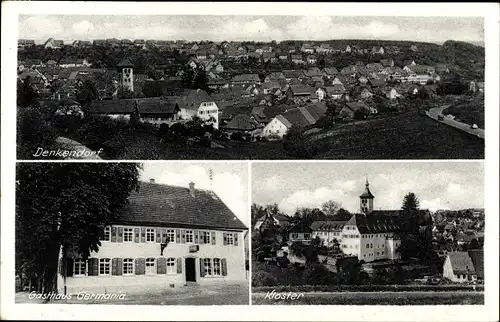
[118,85,134,99]
[321,200,341,217]
[15,163,141,297]
[402,192,420,212]
[76,80,99,108]
[17,77,40,108]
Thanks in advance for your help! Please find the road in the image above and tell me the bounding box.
[427,105,484,139]
[54,137,102,160]
[15,282,249,305]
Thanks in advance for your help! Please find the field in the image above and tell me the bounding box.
[252,291,484,305]
[304,111,484,159]
[443,95,485,129]
[98,110,484,160]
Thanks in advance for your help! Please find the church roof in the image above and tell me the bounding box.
[117,58,134,67]
[360,182,375,199]
[346,213,400,234]
[311,220,347,231]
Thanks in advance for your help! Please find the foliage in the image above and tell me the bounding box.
[17,77,40,108]
[76,79,99,107]
[17,107,59,159]
[282,126,319,159]
[16,163,141,295]
[321,200,341,217]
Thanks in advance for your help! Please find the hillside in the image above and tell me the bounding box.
[443,95,485,129]
[299,111,484,160]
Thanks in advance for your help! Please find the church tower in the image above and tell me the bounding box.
[117,58,134,92]
[359,177,374,213]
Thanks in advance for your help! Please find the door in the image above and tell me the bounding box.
[185,258,196,282]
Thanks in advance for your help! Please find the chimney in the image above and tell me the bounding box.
[150,178,155,183]
[189,182,195,197]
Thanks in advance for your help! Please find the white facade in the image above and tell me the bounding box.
[311,230,342,247]
[340,225,401,262]
[179,101,219,129]
[262,117,289,139]
[443,256,478,283]
[121,67,134,92]
[57,225,246,294]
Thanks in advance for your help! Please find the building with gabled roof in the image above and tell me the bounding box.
[311,221,347,247]
[57,180,248,294]
[443,252,478,282]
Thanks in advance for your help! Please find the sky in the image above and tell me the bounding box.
[252,162,484,215]
[18,15,484,44]
[139,162,248,226]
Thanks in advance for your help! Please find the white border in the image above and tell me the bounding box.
[2,2,499,321]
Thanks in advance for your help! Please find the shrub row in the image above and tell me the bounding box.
[253,284,484,293]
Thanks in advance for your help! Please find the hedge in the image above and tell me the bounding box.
[253,284,484,293]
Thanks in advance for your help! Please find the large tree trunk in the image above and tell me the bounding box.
[42,242,61,302]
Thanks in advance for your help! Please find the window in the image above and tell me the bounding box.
[102,226,111,242]
[123,258,134,275]
[99,258,111,275]
[74,259,87,276]
[124,228,134,242]
[166,258,176,274]
[226,233,234,245]
[366,244,369,248]
[203,258,212,276]
[370,244,373,248]
[146,228,155,242]
[213,258,222,276]
[146,258,155,275]
[304,234,310,239]
[185,230,194,243]
[292,233,298,239]
[202,231,211,244]
[167,229,175,243]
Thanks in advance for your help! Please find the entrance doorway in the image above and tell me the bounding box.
[185,257,196,282]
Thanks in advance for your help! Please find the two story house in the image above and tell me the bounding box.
[57,180,248,294]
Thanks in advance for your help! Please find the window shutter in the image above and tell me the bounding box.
[161,228,167,243]
[112,258,118,275]
[141,228,146,243]
[221,258,227,276]
[194,230,199,244]
[176,258,182,274]
[58,258,64,275]
[157,258,166,274]
[181,230,186,244]
[89,258,99,276]
[200,258,205,277]
[234,233,238,246]
[211,232,216,245]
[156,228,161,243]
[117,258,123,275]
[223,233,227,245]
[111,227,117,242]
[135,258,145,275]
[134,228,140,243]
[117,227,123,243]
[66,258,74,277]
[176,229,180,243]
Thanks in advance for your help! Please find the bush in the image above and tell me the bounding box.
[230,132,244,141]
[17,107,59,159]
[252,271,278,287]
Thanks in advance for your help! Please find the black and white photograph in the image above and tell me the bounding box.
[16,13,485,160]
[251,162,485,305]
[2,1,499,322]
[15,162,250,305]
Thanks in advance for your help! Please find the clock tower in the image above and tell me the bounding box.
[117,58,134,93]
[359,178,374,213]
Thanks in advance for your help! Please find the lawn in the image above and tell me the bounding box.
[252,291,484,305]
[98,110,484,160]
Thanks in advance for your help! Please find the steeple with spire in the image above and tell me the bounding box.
[359,176,375,213]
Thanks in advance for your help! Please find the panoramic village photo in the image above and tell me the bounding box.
[251,162,485,305]
[15,162,250,305]
[16,15,485,160]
